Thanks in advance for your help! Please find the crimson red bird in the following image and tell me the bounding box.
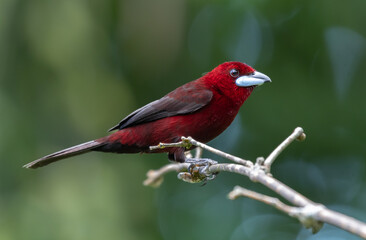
[24,62,270,169]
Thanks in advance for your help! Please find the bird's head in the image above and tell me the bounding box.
[203,61,271,104]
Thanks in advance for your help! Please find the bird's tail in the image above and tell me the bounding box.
[23,140,107,169]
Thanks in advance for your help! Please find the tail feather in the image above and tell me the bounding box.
[24,140,106,169]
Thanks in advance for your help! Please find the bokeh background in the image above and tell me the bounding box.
[1,0,366,239]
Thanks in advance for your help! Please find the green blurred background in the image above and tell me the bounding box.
[1,0,366,239]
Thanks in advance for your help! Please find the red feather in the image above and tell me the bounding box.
[24,62,269,169]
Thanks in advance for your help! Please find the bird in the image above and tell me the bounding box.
[24,62,271,169]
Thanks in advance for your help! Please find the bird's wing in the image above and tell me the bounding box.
[108,81,213,131]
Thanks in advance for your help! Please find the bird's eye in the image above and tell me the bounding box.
[230,69,239,78]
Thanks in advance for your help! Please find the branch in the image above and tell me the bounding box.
[150,136,253,167]
[263,127,306,173]
[144,127,366,239]
[143,163,190,187]
[228,186,323,233]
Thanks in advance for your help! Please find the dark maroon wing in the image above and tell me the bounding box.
[108,81,213,131]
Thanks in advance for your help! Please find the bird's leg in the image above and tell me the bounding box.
[184,158,218,182]
[171,148,218,183]
[168,147,186,163]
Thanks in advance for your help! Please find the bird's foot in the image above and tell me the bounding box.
[177,158,218,184]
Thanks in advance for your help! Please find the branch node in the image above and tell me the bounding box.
[256,157,265,165]
[181,136,193,149]
[249,166,261,182]
[290,204,325,233]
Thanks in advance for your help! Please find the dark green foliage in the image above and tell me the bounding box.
[1,0,365,239]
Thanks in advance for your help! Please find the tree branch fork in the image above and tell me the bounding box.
[144,127,366,239]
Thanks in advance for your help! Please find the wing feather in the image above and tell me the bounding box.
[109,81,212,131]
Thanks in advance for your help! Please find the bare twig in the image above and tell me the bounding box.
[263,127,306,173]
[182,137,253,167]
[143,163,190,187]
[144,162,366,237]
[150,136,253,167]
[144,127,366,239]
[229,185,366,236]
[195,147,203,158]
[149,140,191,150]
[207,163,315,206]
[228,185,298,212]
[228,186,324,233]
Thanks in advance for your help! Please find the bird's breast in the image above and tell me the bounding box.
[174,95,241,143]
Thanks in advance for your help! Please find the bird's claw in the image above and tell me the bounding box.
[177,158,218,183]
